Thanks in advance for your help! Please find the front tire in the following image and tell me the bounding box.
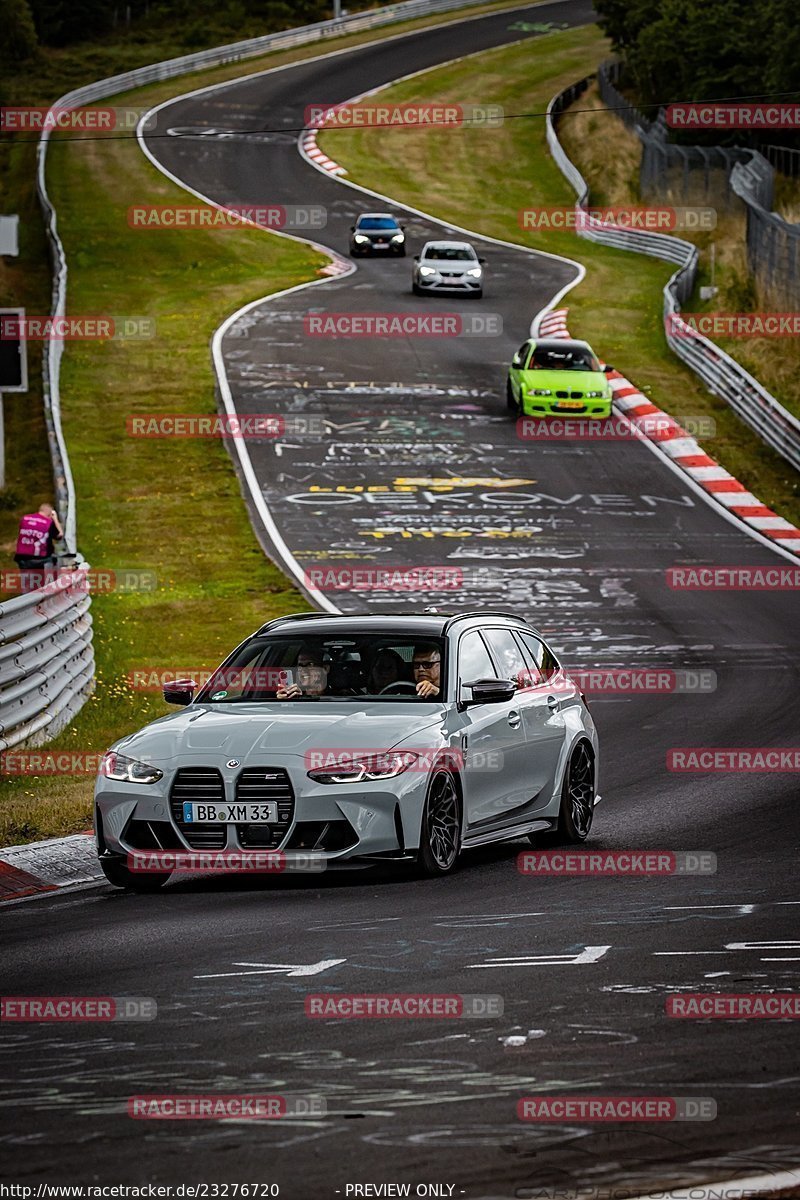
[532,742,595,845]
[412,282,422,295]
[417,769,461,876]
[99,856,171,892]
[507,377,520,414]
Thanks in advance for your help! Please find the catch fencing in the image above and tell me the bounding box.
[545,76,800,472]
[597,60,799,309]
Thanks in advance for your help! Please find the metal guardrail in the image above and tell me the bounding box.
[545,77,800,473]
[0,569,94,751]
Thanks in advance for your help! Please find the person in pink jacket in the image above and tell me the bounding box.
[14,503,64,569]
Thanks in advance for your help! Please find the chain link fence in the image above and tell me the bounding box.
[597,60,799,309]
[546,77,800,473]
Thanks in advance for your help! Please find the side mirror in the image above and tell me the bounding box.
[413,254,420,261]
[603,364,615,373]
[479,257,487,265]
[511,355,522,368]
[463,678,517,705]
[163,679,195,706]
[350,225,356,232]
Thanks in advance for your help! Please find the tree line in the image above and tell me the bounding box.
[1,0,355,55]
[594,0,800,145]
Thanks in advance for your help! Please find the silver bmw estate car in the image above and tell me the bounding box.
[95,611,600,890]
[412,240,485,297]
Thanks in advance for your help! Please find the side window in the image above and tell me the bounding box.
[511,631,544,687]
[518,631,560,680]
[458,631,495,683]
[482,628,531,690]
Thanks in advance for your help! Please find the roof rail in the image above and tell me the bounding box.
[255,611,338,635]
[443,610,527,633]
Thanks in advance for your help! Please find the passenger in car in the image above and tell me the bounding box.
[276,645,331,699]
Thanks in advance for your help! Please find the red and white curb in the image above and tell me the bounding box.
[300,126,348,176]
[538,306,571,339]
[297,126,350,275]
[537,308,800,556]
[0,832,101,902]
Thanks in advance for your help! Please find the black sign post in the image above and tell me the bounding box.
[0,308,29,490]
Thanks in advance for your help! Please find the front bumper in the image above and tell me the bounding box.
[415,275,481,292]
[352,239,404,253]
[94,760,429,866]
[521,395,612,418]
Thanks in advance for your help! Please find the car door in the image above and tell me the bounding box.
[454,628,531,829]
[513,629,569,804]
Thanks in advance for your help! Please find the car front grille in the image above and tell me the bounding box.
[170,768,226,849]
[236,768,295,849]
[555,390,586,399]
[169,766,296,850]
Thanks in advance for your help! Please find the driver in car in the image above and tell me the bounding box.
[412,644,441,698]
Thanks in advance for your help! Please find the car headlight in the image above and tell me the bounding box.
[391,233,405,242]
[419,266,437,277]
[466,267,482,278]
[527,388,552,396]
[354,234,369,243]
[585,390,605,398]
[308,751,419,784]
[100,750,163,785]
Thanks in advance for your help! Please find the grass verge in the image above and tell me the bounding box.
[318,25,800,524]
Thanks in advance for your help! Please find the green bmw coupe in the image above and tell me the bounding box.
[507,337,613,418]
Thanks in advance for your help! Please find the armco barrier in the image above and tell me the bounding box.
[544,78,800,474]
[0,571,94,751]
[27,0,504,750]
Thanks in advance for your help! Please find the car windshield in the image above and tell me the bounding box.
[196,634,447,702]
[529,345,600,372]
[359,217,398,230]
[424,246,475,261]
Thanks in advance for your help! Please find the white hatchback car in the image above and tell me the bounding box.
[412,240,485,297]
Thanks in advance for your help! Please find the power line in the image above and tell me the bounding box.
[3,90,800,144]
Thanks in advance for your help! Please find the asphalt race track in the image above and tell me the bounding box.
[2,3,799,1195]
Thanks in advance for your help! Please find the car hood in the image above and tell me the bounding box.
[424,261,475,272]
[519,368,609,392]
[115,702,446,765]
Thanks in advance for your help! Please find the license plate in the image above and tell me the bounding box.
[182,801,278,824]
[554,400,584,410]
[375,240,388,245]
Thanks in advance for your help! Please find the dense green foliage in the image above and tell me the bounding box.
[3,0,365,54]
[594,0,800,143]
